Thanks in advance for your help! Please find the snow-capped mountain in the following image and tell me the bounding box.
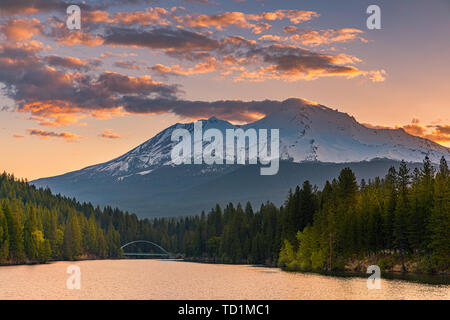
[72,98,449,180]
[76,116,237,179]
[32,98,449,217]
[248,99,449,164]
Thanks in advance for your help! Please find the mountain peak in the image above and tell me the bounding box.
[45,99,450,179]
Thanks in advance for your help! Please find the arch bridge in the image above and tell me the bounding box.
[120,240,171,257]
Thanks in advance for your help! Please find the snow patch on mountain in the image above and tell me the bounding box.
[74,99,450,180]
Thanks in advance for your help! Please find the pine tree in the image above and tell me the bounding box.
[0,206,9,263]
[96,227,107,258]
[45,211,60,259]
[24,208,38,261]
[383,166,397,250]
[106,223,121,258]
[86,215,98,254]
[411,156,435,251]
[278,239,295,267]
[335,168,359,258]
[283,189,296,242]
[2,202,25,263]
[428,157,450,270]
[393,160,411,271]
[63,223,73,260]
[39,239,52,263]
[70,213,83,258]
[297,180,316,231]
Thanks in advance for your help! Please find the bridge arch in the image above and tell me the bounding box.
[120,240,170,257]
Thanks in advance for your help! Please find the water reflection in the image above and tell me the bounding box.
[0,260,448,300]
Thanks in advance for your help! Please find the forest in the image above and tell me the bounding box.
[0,156,448,274]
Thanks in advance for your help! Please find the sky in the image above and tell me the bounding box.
[0,0,449,180]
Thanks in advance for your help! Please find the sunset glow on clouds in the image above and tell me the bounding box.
[27,128,82,141]
[363,120,450,147]
[100,129,121,139]
[400,122,450,145]
[260,28,367,47]
[0,0,449,179]
[0,18,43,41]
[0,1,388,130]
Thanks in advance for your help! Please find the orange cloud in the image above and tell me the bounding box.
[331,53,362,65]
[235,64,363,82]
[40,14,385,84]
[15,71,176,126]
[83,10,112,24]
[288,28,366,47]
[83,8,172,26]
[27,129,82,142]
[0,5,388,128]
[44,55,101,71]
[258,35,282,42]
[402,123,450,145]
[151,57,219,76]
[100,129,121,139]
[22,101,89,127]
[100,52,138,58]
[364,120,450,146]
[59,31,104,47]
[1,18,42,41]
[1,41,176,127]
[234,45,382,82]
[255,10,320,24]
[434,125,450,136]
[177,11,254,30]
[114,8,171,26]
[401,123,426,136]
[176,10,318,33]
[259,28,367,49]
[114,60,142,70]
[252,22,272,34]
[48,21,104,46]
[283,26,298,34]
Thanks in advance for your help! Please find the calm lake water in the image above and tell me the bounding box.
[0,259,448,300]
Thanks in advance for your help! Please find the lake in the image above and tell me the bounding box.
[0,259,448,300]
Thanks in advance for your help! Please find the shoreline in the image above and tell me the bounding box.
[2,257,449,286]
[179,257,450,285]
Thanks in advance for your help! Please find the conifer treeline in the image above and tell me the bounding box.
[0,156,448,273]
[278,157,449,273]
[0,173,124,264]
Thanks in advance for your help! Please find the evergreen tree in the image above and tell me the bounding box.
[24,208,38,261]
[0,206,9,263]
[2,202,25,263]
[393,161,411,271]
[428,157,450,270]
[278,239,295,267]
[383,166,397,250]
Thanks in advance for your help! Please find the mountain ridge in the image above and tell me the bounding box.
[31,98,449,217]
[38,98,448,181]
